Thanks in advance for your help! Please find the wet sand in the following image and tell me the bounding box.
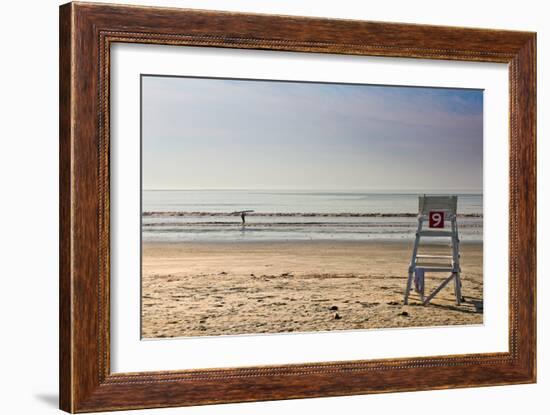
[141,241,483,338]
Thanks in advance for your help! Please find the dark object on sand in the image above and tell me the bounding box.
[334,313,342,320]
[399,311,410,317]
[329,305,338,311]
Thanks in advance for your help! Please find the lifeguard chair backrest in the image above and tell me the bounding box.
[418,195,457,215]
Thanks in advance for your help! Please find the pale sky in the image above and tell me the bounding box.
[142,75,483,192]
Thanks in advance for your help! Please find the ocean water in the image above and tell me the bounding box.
[142,190,483,243]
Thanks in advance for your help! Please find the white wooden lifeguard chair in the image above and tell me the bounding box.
[404,195,462,306]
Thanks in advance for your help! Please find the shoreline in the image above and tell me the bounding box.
[142,239,483,246]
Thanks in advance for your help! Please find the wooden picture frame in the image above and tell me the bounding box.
[59,2,536,412]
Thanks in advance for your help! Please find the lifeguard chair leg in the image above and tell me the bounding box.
[404,217,423,305]
[451,216,462,305]
[404,270,414,305]
[454,273,462,305]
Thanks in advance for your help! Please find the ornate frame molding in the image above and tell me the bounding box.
[60,2,536,412]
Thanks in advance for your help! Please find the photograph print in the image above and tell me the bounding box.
[140,75,483,339]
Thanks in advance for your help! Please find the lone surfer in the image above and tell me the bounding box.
[232,210,254,226]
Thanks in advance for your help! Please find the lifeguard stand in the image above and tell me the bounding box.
[404,195,462,306]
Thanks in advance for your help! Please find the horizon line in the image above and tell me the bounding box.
[142,188,483,194]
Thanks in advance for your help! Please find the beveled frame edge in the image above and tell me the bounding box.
[59,2,536,413]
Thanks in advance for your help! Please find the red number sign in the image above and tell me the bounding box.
[429,211,445,228]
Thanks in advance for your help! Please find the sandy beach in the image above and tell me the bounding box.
[141,241,483,338]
